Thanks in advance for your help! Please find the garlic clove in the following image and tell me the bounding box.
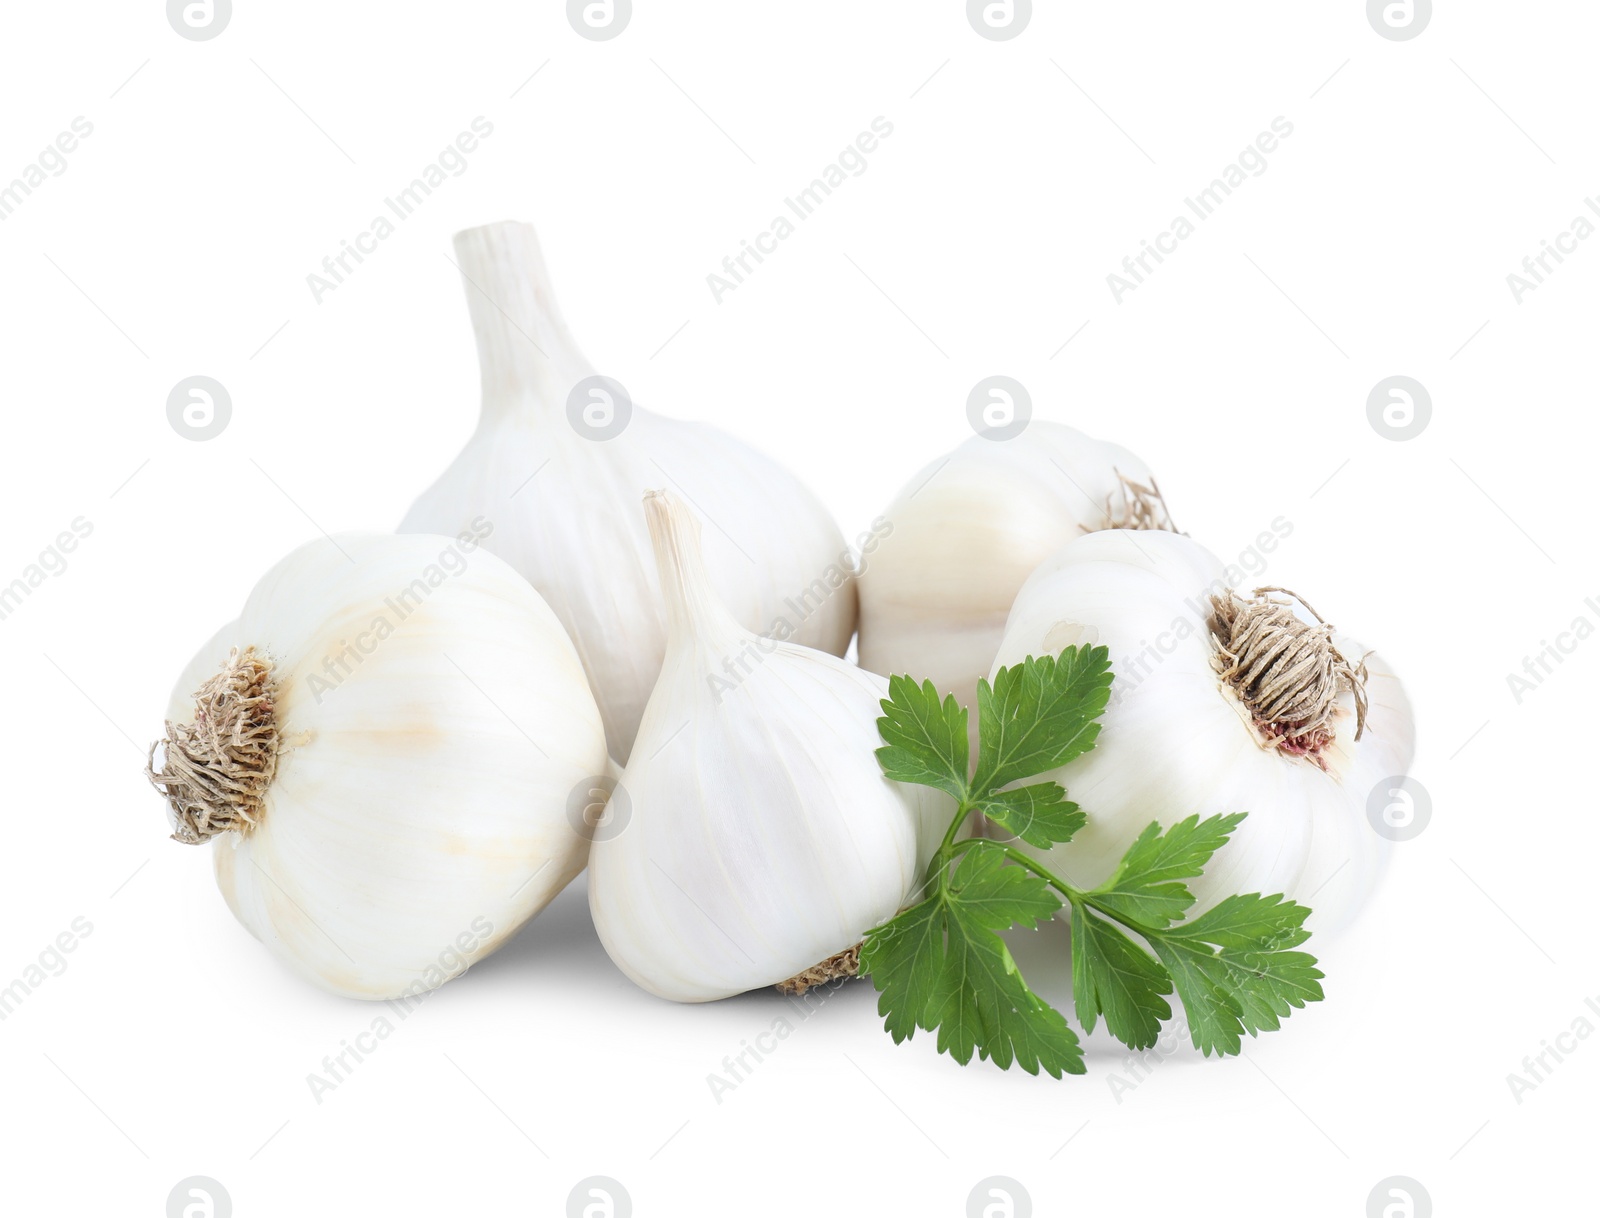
[587,491,948,1002]
[150,531,610,999]
[399,220,856,763]
[858,421,1172,743]
[991,528,1414,934]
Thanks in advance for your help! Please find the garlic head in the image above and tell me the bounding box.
[991,529,1414,933]
[858,421,1172,728]
[148,531,609,999]
[400,221,855,763]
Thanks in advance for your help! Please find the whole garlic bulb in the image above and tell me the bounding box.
[857,421,1171,723]
[400,221,855,763]
[991,529,1415,933]
[147,530,609,1000]
[588,491,948,1002]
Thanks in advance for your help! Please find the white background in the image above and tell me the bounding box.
[0,1,1591,1214]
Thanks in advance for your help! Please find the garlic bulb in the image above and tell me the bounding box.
[400,221,855,763]
[588,491,948,1002]
[857,421,1171,725]
[991,529,1414,932]
[147,530,609,1000]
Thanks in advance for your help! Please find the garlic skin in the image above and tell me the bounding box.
[400,221,855,763]
[153,531,608,1000]
[991,529,1415,934]
[857,422,1168,722]
[588,491,948,1002]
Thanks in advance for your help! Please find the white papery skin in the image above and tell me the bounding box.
[589,492,948,1002]
[992,530,1415,935]
[162,533,608,1000]
[399,221,855,764]
[858,422,1161,722]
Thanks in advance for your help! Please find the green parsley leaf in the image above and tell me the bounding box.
[973,781,1086,849]
[1169,891,1314,951]
[874,674,970,801]
[971,645,1112,795]
[861,842,1083,1077]
[1148,893,1324,1056]
[1069,901,1173,1050]
[1086,812,1246,930]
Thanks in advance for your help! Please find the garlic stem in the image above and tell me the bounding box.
[642,489,746,646]
[924,793,1091,920]
[452,221,591,416]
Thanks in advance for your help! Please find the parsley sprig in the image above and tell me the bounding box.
[860,646,1324,1077]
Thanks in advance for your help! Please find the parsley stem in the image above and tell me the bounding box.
[946,836,1087,906]
[938,801,973,857]
[924,798,980,896]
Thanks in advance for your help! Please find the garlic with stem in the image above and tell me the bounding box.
[588,491,948,1002]
[400,221,856,763]
[858,422,1173,735]
[991,529,1414,932]
[147,530,609,999]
